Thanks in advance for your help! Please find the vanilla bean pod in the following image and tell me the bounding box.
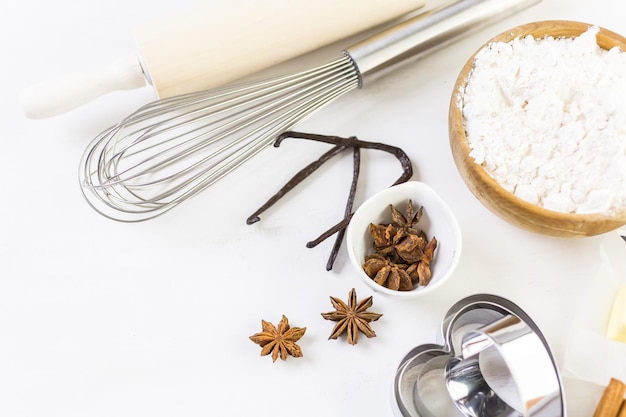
[284,131,413,249]
[248,131,414,271]
[246,144,347,225]
[324,147,360,270]
[306,215,352,249]
[277,131,413,186]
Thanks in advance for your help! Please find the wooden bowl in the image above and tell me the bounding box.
[449,21,626,237]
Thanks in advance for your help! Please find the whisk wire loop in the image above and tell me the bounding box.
[80,55,360,221]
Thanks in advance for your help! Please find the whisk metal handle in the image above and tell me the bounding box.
[343,0,541,85]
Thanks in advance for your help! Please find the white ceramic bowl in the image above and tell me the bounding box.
[346,181,462,298]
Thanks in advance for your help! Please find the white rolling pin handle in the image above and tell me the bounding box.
[20,54,147,119]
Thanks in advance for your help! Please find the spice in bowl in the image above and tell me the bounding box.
[362,200,437,291]
[346,181,461,298]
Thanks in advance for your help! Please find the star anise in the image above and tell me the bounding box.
[369,201,427,264]
[321,288,383,345]
[394,231,427,264]
[249,315,306,362]
[364,200,438,291]
[363,253,413,291]
[391,200,423,232]
[416,236,438,286]
[369,223,397,253]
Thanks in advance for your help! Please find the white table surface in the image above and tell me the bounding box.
[3,1,626,416]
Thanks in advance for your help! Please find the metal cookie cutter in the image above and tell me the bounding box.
[393,294,566,417]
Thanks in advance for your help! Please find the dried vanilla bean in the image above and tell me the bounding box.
[247,131,414,270]
[306,215,352,249]
[276,131,413,186]
[246,144,346,224]
[325,147,360,270]
[292,131,413,250]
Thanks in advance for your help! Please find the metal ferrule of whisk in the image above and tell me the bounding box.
[80,0,540,222]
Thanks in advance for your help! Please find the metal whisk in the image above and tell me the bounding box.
[80,0,539,221]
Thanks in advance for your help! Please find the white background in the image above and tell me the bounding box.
[2,0,625,416]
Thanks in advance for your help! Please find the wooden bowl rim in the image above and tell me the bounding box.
[450,20,626,225]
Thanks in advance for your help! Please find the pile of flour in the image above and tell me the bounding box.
[459,26,626,214]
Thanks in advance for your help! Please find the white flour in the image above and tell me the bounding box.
[459,27,626,214]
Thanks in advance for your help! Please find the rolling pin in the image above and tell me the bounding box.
[20,0,426,119]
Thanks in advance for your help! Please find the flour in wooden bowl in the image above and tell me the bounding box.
[458,26,626,215]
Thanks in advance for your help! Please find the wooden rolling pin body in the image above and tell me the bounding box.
[20,0,425,118]
[135,0,427,98]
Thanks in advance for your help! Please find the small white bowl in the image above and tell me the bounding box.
[346,181,462,298]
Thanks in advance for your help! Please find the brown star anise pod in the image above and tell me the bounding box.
[364,200,438,291]
[249,315,306,362]
[363,253,413,291]
[416,236,437,286]
[368,223,398,256]
[369,201,427,264]
[321,288,383,345]
[394,231,427,264]
[391,200,423,234]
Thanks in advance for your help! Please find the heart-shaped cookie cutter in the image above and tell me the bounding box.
[393,294,565,417]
